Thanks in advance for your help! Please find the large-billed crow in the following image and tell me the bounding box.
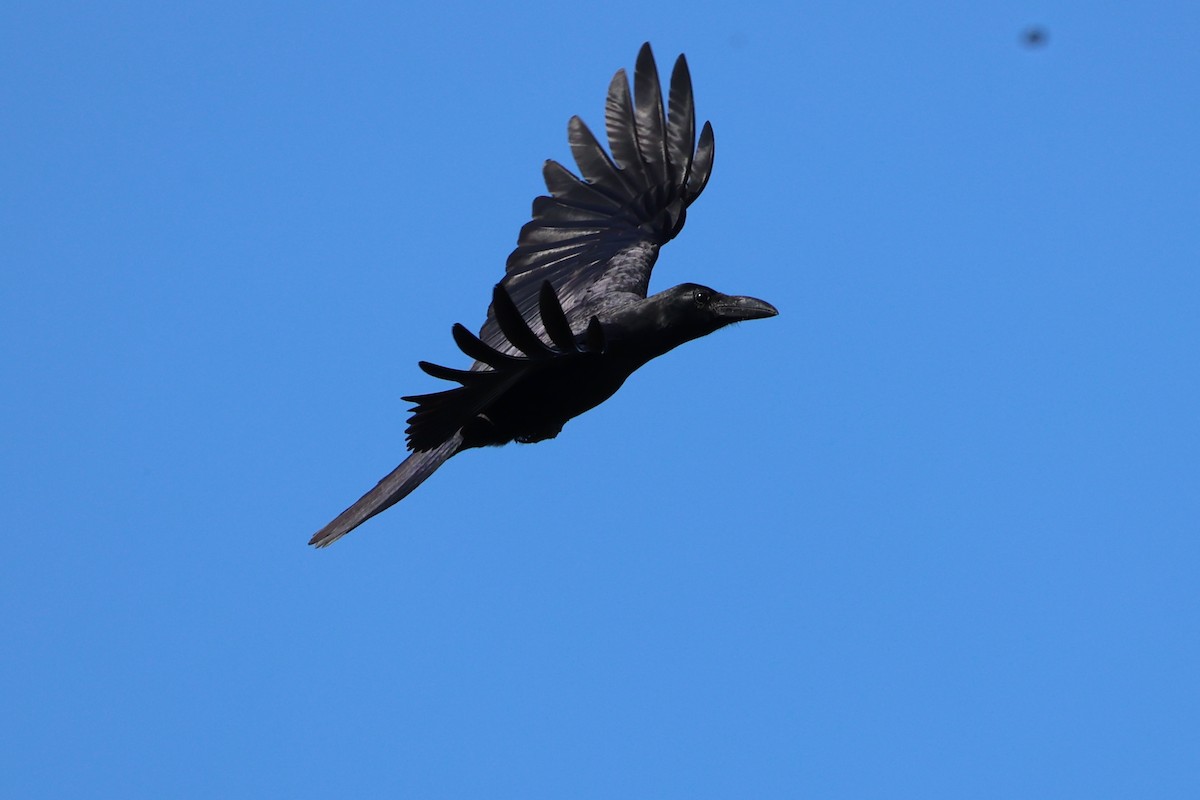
[311,43,777,547]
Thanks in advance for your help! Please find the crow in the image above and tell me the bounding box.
[310,43,777,547]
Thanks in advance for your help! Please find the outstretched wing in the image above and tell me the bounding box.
[478,43,715,356]
[403,281,606,452]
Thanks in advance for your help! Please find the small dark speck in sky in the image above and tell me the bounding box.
[1021,26,1049,48]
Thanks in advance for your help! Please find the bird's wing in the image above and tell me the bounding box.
[478,43,715,355]
[404,282,606,452]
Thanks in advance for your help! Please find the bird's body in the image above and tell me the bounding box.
[311,44,777,547]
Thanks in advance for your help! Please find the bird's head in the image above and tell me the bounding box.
[607,282,777,362]
[660,282,779,335]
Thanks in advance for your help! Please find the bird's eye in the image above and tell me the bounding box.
[693,288,712,307]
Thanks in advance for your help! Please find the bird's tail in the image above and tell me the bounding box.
[309,433,463,548]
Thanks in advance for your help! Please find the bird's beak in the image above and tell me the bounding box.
[715,295,779,321]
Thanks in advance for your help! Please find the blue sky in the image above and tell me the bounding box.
[3,1,1198,797]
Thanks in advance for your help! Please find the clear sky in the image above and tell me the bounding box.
[3,1,1198,797]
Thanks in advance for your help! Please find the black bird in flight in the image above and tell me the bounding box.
[310,43,778,547]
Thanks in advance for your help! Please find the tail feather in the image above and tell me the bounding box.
[309,433,462,548]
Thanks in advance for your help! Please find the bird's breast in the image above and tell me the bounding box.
[458,354,633,449]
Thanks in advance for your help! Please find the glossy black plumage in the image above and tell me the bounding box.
[483,44,714,356]
[310,44,776,548]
